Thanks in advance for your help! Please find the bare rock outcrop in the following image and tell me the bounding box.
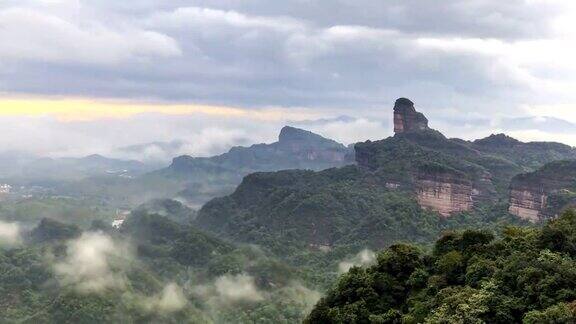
[416,168,473,217]
[509,186,547,222]
[393,98,429,134]
[508,160,576,222]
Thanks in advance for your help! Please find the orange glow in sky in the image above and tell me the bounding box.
[0,97,315,122]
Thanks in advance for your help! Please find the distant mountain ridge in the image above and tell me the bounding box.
[165,126,353,176]
[143,126,354,206]
[0,153,152,181]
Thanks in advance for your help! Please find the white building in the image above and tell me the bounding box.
[112,219,125,229]
[0,184,12,194]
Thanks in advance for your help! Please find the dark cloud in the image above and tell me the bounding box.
[0,1,566,109]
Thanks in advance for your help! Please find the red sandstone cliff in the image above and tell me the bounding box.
[508,160,576,222]
[393,98,430,134]
[416,169,473,217]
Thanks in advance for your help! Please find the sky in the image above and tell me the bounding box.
[2,0,576,161]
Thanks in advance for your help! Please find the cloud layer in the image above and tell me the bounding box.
[1,1,575,109]
[2,1,576,154]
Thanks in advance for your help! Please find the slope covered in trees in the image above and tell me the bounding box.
[0,213,325,323]
[306,210,576,323]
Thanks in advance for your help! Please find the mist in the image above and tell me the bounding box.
[0,220,21,246]
[54,231,132,293]
[338,249,377,273]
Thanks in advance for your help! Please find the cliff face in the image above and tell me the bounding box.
[393,98,429,134]
[416,170,473,217]
[508,160,576,222]
[276,126,351,163]
[509,186,546,222]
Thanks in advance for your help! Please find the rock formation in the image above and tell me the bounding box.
[508,160,576,222]
[509,186,547,222]
[276,126,351,162]
[354,98,481,217]
[393,98,429,134]
[416,168,474,217]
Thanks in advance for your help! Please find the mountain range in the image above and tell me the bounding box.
[194,98,576,255]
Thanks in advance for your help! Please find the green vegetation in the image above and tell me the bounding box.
[0,197,116,228]
[306,210,576,323]
[3,126,576,323]
[196,131,538,263]
[0,213,324,323]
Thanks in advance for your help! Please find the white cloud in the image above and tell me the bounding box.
[195,274,263,305]
[297,118,390,145]
[147,6,304,32]
[142,283,188,313]
[0,7,181,66]
[54,232,131,293]
[0,221,22,246]
[338,249,376,273]
[213,274,263,303]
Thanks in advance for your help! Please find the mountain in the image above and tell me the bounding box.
[472,133,576,170]
[195,98,576,254]
[145,126,355,206]
[163,126,353,176]
[509,160,576,222]
[0,127,353,210]
[306,210,576,323]
[0,153,153,181]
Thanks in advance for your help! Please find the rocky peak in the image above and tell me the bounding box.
[474,133,521,148]
[393,98,429,134]
[279,126,327,144]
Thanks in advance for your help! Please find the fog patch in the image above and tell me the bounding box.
[54,231,131,293]
[278,283,322,315]
[142,283,188,313]
[195,274,263,306]
[0,220,21,246]
[338,249,377,273]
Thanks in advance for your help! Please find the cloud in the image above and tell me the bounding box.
[195,274,263,306]
[276,283,322,316]
[0,221,21,246]
[0,8,180,66]
[0,0,570,110]
[142,283,188,313]
[54,231,131,293]
[0,1,576,151]
[193,273,321,321]
[294,117,390,145]
[338,249,377,273]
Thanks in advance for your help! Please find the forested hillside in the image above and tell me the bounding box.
[306,210,576,323]
[0,211,326,323]
[196,100,576,257]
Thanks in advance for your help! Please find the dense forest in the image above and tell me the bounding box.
[306,210,576,323]
[0,210,328,323]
